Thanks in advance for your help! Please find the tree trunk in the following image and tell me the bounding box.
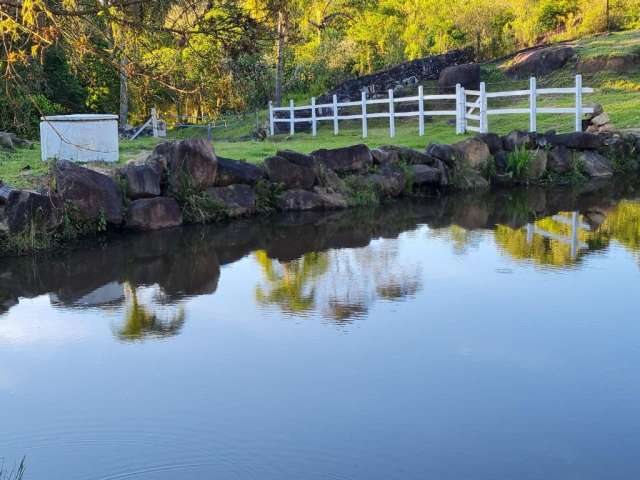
[274,10,286,107]
[119,54,129,127]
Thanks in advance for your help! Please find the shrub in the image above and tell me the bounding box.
[506,146,533,180]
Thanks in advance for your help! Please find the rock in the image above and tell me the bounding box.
[312,188,349,209]
[426,143,457,168]
[475,133,503,154]
[576,151,613,178]
[157,139,218,192]
[363,165,405,197]
[264,155,316,190]
[311,144,373,173]
[527,150,548,179]
[0,133,14,150]
[206,184,256,217]
[125,197,183,231]
[378,145,435,165]
[504,45,575,79]
[411,164,441,186]
[453,138,490,170]
[276,150,316,169]
[53,159,123,224]
[503,130,537,151]
[455,170,490,190]
[590,104,604,118]
[590,112,610,127]
[438,63,480,93]
[547,146,573,174]
[277,189,346,211]
[216,157,265,186]
[120,163,162,199]
[317,168,347,194]
[4,190,61,234]
[0,182,12,205]
[371,148,396,166]
[494,150,508,172]
[551,132,601,150]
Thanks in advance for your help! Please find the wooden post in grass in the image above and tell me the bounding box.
[311,97,317,137]
[289,99,295,135]
[418,85,425,136]
[333,94,339,135]
[529,77,537,133]
[361,90,368,138]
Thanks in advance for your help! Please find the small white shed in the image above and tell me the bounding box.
[40,114,119,163]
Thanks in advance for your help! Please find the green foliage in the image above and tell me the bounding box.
[397,161,415,194]
[482,155,497,180]
[172,173,225,224]
[343,176,379,207]
[59,202,108,241]
[254,179,283,213]
[506,146,533,180]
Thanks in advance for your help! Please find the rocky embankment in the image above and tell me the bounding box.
[0,128,639,255]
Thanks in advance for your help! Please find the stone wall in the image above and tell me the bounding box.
[1,128,639,256]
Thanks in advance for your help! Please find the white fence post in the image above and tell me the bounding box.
[268,101,274,136]
[289,99,295,135]
[575,74,583,132]
[151,108,159,137]
[418,85,425,136]
[529,77,537,133]
[479,82,488,134]
[389,89,395,138]
[455,84,463,134]
[361,90,368,138]
[311,97,317,137]
[333,94,339,135]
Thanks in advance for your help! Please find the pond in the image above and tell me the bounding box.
[1,180,640,480]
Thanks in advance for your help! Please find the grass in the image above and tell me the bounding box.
[2,30,640,191]
[506,146,533,180]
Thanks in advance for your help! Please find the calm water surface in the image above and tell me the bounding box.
[1,182,640,479]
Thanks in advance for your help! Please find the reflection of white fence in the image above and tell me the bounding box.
[269,74,593,138]
[526,211,590,259]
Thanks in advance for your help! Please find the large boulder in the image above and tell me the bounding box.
[276,150,317,169]
[455,170,490,190]
[453,138,490,170]
[504,46,575,79]
[277,189,346,211]
[264,155,316,190]
[0,132,14,150]
[125,197,183,231]
[576,151,613,178]
[361,165,405,197]
[502,130,537,151]
[206,184,256,217]
[216,157,265,186]
[550,132,602,150]
[426,143,457,168]
[438,63,480,93]
[53,160,123,224]
[151,139,218,192]
[3,190,61,234]
[527,150,548,180]
[411,164,441,187]
[475,133,503,155]
[547,146,573,174]
[311,144,373,173]
[377,145,435,165]
[120,163,162,199]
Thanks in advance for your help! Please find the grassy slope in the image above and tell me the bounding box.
[2,30,640,190]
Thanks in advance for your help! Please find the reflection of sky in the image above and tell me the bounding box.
[1,226,640,479]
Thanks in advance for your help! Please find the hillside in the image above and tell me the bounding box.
[2,30,640,190]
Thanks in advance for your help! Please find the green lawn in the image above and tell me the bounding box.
[2,30,640,190]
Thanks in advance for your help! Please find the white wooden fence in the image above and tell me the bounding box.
[268,74,593,138]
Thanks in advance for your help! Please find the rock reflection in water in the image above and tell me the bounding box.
[1,177,640,335]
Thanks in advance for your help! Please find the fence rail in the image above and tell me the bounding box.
[268,75,593,138]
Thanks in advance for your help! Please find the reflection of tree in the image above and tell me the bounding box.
[254,239,422,323]
[255,251,329,314]
[429,225,483,255]
[595,201,640,252]
[117,283,186,342]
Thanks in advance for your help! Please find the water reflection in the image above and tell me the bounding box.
[1,177,639,335]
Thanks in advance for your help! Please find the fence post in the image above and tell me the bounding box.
[151,108,158,137]
[455,84,463,134]
[361,90,368,138]
[479,82,488,134]
[529,77,537,133]
[575,74,583,132]
[311,97,317,137]
[418,85,425,136]
[388,89,395,138]
[268,101,274,136]
[333,94,339,135]
[289,99,295,135]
